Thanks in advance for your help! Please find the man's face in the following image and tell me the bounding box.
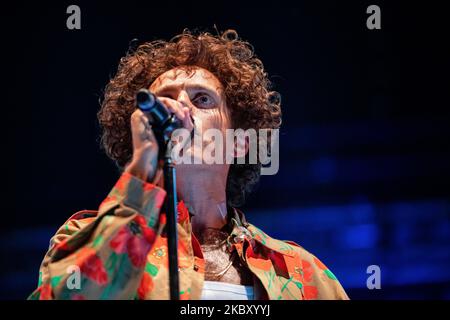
[149,66,232,164]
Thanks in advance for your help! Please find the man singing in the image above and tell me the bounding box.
[29,29,349,300]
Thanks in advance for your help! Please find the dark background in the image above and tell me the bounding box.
[1,1,449,299]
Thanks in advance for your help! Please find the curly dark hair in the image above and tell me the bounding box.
[98,29,282,207]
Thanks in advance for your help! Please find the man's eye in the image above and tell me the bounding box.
[193,94,214,107]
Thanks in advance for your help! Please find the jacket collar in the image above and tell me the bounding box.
[181,201,297,258]
[226,207,296,258]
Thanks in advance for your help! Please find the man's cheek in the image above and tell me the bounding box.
[195,109,229,132]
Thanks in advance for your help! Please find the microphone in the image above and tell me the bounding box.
[136,89,183,143]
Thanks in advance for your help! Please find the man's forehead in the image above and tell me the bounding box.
[150,66,223,91]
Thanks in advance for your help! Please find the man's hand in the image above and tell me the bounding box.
[124,97,194,182]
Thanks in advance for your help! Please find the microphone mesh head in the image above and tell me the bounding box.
[136,89,155,111]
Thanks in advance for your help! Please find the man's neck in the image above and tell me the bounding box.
[175,164,230,241]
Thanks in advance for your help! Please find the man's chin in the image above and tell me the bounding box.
[174,162,229,174]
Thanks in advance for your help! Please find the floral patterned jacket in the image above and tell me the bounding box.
[29,172,349,300]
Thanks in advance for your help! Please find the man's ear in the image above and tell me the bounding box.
[233,134,249,158]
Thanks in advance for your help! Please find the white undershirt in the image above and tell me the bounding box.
[200,281,254,300]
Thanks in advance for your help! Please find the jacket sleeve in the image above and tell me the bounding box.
[301,252,350,300]
[28,172,166,300]
[284,240,349,300]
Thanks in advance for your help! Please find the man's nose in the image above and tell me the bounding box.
[177,90,192,110]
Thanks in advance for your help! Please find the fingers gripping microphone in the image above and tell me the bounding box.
[136,88,183,144]
[136,89,181,300]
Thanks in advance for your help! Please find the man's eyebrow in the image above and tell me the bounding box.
[153,83,221,96]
